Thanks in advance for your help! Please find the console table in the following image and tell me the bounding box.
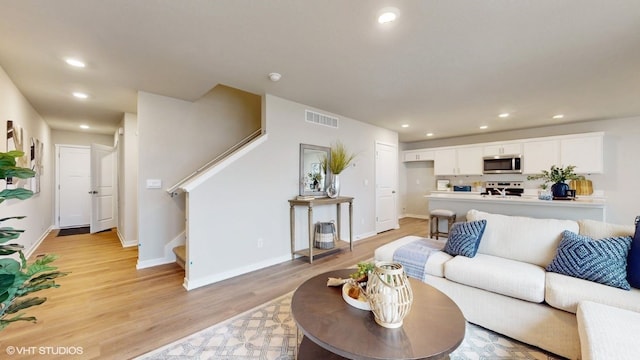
[288,196,353,263]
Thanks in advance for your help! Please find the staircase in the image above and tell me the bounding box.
[173,245,186,269]
[167,128,266,270]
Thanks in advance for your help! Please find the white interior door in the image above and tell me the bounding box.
[375,141,398,233]
[58,146,91,228]
[90,144,116,233]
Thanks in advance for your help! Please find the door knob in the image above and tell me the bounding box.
[88,190,98,194]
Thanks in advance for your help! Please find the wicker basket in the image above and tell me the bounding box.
[314,221,336,249]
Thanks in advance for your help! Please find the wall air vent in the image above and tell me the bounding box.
[305,110,339,129]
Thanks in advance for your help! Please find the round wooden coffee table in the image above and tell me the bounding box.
[291,269,465,360]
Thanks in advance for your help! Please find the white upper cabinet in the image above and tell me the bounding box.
[402,149,435,162]
[483,143,522,157]
[434,146,483,175]
[457,147,483,175]
[434,149,457,175]
[560,134,603,174]
[523,139,560,174]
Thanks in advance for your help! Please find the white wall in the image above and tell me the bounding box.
[51,129,114,147]
[0,65,53,256]
[117,113,138,246]
[184,94,398,289]
[137,86,261,265]
[400,117,640,224]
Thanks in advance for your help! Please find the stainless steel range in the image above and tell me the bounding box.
[483,181,525,197]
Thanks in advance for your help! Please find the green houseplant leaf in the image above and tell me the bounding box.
[0,151,67,331]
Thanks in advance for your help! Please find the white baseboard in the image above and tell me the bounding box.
[24,225,54,258]
[137,257,176,269]
[404,213,430,219]
[183,254,291,291]
[116,228,138,248]
[136,231,186,269]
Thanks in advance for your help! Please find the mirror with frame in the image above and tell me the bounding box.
[299,144,331,197]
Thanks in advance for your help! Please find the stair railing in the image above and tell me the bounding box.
[166,128,263,197]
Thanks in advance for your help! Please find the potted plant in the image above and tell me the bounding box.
[324,141,356,198]
[527,165,585,198]
[0,150,67,330]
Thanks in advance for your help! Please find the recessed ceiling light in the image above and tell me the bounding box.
[498,113,510,118]
[480,125,488,130]
[426,133,434,137]
[65,58,86,68]
[552,114,564,119]
[73,92,89,99]
[79,124,90,129]
[378,7,399,24]
[401,124,409,128]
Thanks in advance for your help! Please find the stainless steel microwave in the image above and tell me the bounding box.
[483,155,522,174]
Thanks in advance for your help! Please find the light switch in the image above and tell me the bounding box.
[146,179,162,189]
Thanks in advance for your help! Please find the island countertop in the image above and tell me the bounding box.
[426,192,606,221]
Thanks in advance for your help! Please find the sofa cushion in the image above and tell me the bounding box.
[546,230,632,290]
[578,219,635,239]
[466,209,579,267]
[545,272,640,314]
[444,219,487,257]
[627,220,640,289]
[444,253,545,303]
[577,301,640,360]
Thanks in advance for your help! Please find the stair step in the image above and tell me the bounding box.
[173,245,186,269]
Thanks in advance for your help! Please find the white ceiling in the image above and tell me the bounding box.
[0,1,638,142]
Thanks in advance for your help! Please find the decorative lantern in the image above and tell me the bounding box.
[366,262,413,328]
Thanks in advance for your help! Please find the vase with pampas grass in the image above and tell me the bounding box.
[324,141,356,198]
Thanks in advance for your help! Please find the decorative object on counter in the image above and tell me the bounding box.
[570,179,594,196]
[538,183,553,200]
[527,165,585,198]
[324,141,356,198]
[436,179,450,191]
[453,185,472,192]
[367,262,413,328]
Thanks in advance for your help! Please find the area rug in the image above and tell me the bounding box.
[136,292,561,360]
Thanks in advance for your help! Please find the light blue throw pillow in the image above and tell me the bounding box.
[444,220,487,257]
[546,230,632,290]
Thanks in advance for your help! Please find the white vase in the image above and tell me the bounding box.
[326,174,340,198]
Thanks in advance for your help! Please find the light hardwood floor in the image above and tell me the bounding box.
[1,217,428,359]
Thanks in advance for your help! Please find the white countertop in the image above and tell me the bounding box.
[426,192,606,208]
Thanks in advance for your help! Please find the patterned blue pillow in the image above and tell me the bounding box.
[546,230,632,290]
[627,220,640,289]
[444,220,487,257]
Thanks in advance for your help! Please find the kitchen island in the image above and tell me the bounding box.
[426,192,606,222]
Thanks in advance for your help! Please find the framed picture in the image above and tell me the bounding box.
[436,179,450,191]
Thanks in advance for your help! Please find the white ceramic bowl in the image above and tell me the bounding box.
[342,283,371,311]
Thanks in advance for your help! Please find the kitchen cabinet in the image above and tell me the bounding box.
[434,146,483,175]
[483,143,522,157]
[560,135,603,174]
[523,139,559,174]
[522,133,604,175]
[403,149,435,162]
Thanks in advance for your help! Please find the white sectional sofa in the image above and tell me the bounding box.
[375,210,640,359]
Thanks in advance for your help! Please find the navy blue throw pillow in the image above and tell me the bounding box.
[444,220,487,258]
[546,230,632,290]
[627,218,640,289]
